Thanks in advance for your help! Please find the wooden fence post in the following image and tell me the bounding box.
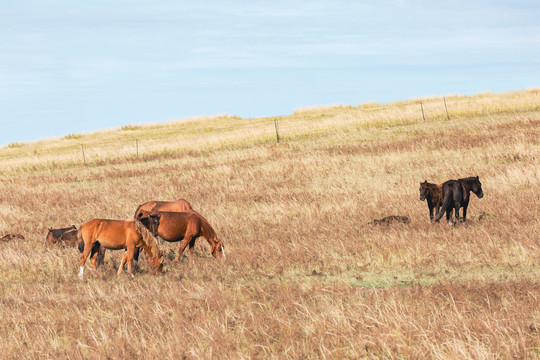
[443,96,450,121]
[81,144,86,164]
[274,118,280,143]
[136,139,139,158]
[420,102,426,121]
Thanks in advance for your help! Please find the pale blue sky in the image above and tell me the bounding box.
[1,0,539,145]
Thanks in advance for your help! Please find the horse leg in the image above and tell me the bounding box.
[133,246,140,262]
[117,251,128,276]
[188,237,197,263]
[79,240,94,279]
[125,247,135,277]
[462,201,469,222]
[429,205,434,223]
[90,244,99,271]
[454,201,461,223]
[174,235,194,262]
[97,245,105,267]
[434,204,441,223]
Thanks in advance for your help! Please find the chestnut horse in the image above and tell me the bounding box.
[138,209,225,262]
[77,214,163,279]
[419,181,443,222]
[435,176,484,223]
[134,198,192,220]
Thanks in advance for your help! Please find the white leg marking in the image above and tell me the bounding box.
[78,266,84,279]
[221,245,226,259]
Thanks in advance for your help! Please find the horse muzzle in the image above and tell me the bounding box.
[477,192,484,199]
[419,196,425,201]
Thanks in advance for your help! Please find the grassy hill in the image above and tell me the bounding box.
[0,89,539,358]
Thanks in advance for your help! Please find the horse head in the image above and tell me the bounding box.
[419,180,428,201]
[138,210,161,237]
[472,176,484,198]
[148,249,164,275]
[45,229,57,247]
[211,237,226,259]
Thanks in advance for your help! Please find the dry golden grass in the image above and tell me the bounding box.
[0,89,539,358]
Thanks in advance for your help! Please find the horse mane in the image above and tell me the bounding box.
[134,220,160,259]
[458,176,477,182]
[196,211,217,240]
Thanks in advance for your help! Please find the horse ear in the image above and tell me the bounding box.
[476,175,479,179]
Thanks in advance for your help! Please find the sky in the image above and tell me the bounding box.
[1,0,539,146]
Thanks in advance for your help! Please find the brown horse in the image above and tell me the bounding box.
[45,225,76,246]
[138,209,225,262]
[77,214,163,279]
[134,198,192,220]
[435,176,484,223]
[419,181,443,222]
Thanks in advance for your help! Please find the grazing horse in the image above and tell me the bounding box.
[77,214,163,279]
[419,181,443,222]
[138,209,225,262]
[134,198,192,220]
[435,176,484,223]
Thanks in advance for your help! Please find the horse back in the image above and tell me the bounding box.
[135,199,192,218]
[80,219,137,249]
[157,211,199,240]
[155,199,193,213]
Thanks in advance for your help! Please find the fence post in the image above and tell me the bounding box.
[81,144,86,164]
[274,118,280,143]
[443,96,450,121]
[420,102,426,121]
[136,139,139,158]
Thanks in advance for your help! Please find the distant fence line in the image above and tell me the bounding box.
[0,138,145,162]
[0,95,509,164]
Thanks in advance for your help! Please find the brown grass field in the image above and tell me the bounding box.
[0,89,539,359]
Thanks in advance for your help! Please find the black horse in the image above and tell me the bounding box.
[435,176,484,223]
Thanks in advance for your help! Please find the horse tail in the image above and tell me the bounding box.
[435,190,452,221]
[77,227,85,253]
[134,220,160,259]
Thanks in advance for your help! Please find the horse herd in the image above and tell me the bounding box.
[29,176,483,280]
[44,199,225,280]
[419,176,484,223]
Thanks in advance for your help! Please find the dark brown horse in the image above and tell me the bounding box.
[138,209,225,262]
[45,225,76,246]
[77,214,163,279]
[134,198,192,220]
[419,181,443,222]
[435,176,484,223]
